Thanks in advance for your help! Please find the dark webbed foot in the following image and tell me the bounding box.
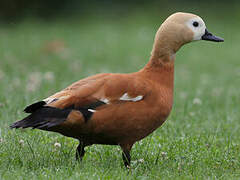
[76,141,86,161]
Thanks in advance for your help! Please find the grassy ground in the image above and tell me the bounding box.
[0,10,240,179]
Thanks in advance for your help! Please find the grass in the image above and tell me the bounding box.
[0,10,240,179]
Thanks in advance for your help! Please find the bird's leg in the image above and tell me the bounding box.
[122,150,131,168]
[76,141,85,161]
[120,143,133,168]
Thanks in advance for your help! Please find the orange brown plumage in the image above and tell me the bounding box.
[10,12,223,167]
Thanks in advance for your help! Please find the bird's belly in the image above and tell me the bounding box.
[85,102,171,145]
[57,96,173,145]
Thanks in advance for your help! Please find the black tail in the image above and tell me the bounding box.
[10,106,71,130]
[24,101,46,113]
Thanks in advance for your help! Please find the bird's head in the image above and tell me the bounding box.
[151,12,224,59]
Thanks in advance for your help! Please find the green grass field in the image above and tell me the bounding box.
[0,10,240,179]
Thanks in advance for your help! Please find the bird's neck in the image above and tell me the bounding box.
[140,50,175,90]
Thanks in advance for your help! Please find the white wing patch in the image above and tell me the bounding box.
[119,93,143,102]
[100,98,110,104]
[43,97,57,104]
[88,109,96,112]
[43,95,69,104]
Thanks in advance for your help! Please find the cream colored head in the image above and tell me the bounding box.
[151,12,223,61]
[184,14,206,41]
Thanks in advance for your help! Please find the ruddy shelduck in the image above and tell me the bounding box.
[11,12,224,167]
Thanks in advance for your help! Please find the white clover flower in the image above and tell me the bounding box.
[193,98,202,105]
[161,152,167,158]
[54,142,61,148]
[19,139,24,145]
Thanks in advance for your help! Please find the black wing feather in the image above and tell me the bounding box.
[24,101,46,113]
[10,106,71,130]
[10,100,107,130]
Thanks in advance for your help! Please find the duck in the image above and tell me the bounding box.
[10,12,224,167]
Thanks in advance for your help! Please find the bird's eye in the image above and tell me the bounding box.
[193,21,199,27]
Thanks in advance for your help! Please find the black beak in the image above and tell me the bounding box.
[201,29,224,42]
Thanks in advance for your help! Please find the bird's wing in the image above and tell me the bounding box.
[15,72,150,130]
[23,73,111,113]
